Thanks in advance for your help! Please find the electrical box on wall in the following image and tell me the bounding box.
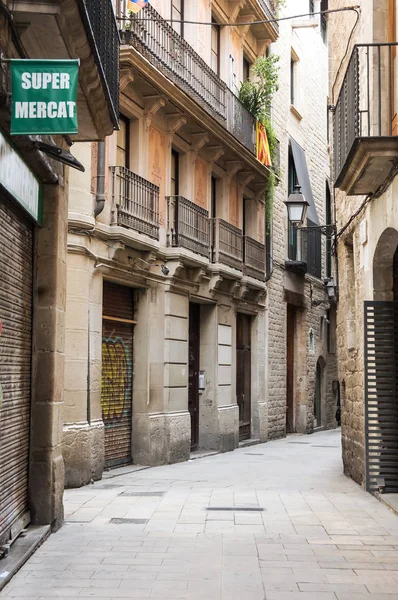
[199,371,205,393]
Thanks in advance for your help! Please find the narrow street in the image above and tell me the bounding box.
[2,430,398,600]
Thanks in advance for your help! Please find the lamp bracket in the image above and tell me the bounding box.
[294,224,336,237]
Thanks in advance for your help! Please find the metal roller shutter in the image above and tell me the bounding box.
[101,282,134,468]
[0,196,33,544]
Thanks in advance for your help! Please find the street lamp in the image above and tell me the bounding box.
[284,185,337,237]
[284,185,309,225]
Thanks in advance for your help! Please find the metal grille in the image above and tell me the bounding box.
[125,4,226,120]
[101,282,134,468]
[257,0,279,32]
[243,236,266,281]
[212,218,243,271]
[365,301,398,493]
[111,166,159,239]
[79,0,120,128]
[122,5,257,154]
[226,89,256,154]
[0,196,33,545]
[334,44,398,186]
[306,219,322,279]
[167,196,210,257]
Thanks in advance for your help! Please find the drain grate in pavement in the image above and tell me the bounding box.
[110,518,148,524]
[206,507,264,512]
[245,453,264,456]
[118,491,165,497]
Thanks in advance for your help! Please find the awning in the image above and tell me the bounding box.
[289,136,319,225]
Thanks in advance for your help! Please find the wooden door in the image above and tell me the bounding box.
[236,313,251,441]
[188,303,200,450]
[286,306,295,433]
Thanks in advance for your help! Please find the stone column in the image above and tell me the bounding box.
[29,180,67,529]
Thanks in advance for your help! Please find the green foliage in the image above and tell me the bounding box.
[238,54,280,232]
[270,0,287,17]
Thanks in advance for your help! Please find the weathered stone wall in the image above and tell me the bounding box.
[268,0,338,438]
[328,0,398,486]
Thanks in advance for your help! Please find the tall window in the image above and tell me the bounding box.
[211,19,220,75]
[117,115,129,168]
[243,57,250,82]
[171,149,179,196]
[290,59,295,105]
[211,176,217,219]
[309,0,315,14]
[171,0,183,36]
[321,0,328,43]
[326,181,332,279]
[288,149,299,261]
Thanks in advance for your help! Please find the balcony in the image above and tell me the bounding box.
[243,236,266,281]
[211,218,243,271]
[285,226,307,276]
[167,196,210,257]
[9,0,119,140]
[111,167,159,240]
[121,5,256,154]
[257,0,279,34]
[334,43,398,195]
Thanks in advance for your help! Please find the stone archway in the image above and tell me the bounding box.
[373,228,398,300]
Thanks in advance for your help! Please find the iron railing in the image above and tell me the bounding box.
[334,43,398,185]
[111,166,159,239]
[212,218,243,271]
[287,224,322,279]
[243,236,266,280]
[122,4,226,119]
[257,0,279,32]
[121,5,257,153]
[167,196,210,257]
[79,0,120,128]
[226,89,256,154]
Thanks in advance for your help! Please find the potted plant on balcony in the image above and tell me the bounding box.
[238,54,280,229]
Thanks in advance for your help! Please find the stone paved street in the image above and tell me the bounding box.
[2,429,398,600]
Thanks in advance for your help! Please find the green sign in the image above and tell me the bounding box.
[11,59,79,135]
[0,131,43,224]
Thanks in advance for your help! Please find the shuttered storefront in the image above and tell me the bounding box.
[101,282,134,468]
[0,195,33,544]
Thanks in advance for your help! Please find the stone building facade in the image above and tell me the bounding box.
[268,0,338,439]
[329,0,398,492]
[0,0,118,554]
[62,0,338,487]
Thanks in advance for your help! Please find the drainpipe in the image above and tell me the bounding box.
[94,141,106,218]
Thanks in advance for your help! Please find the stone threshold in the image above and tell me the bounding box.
[0,525,50,592]
[189,449,219,461]
[239,438,261,449]
[102,464,150,480]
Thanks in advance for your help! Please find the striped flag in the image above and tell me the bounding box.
[127,0,148,13]
[256,121,272,167]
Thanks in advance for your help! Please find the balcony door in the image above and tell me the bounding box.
[117,115,130,168]
[171,0,183,36]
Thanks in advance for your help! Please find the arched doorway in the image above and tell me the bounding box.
[364,229,398,493]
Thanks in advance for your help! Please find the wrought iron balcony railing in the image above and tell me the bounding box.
[257,0,279,32]
[334,43,398,188]
[121,5,256,154]
[167,196,210,257]
[111,166,160,240]
[211,218,243,271]
[286,224,322,279]
[79,0,120,128]
[243,236,266,280]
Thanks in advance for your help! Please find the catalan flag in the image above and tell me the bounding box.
[256,121,272,167]
[127,0,148,14]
